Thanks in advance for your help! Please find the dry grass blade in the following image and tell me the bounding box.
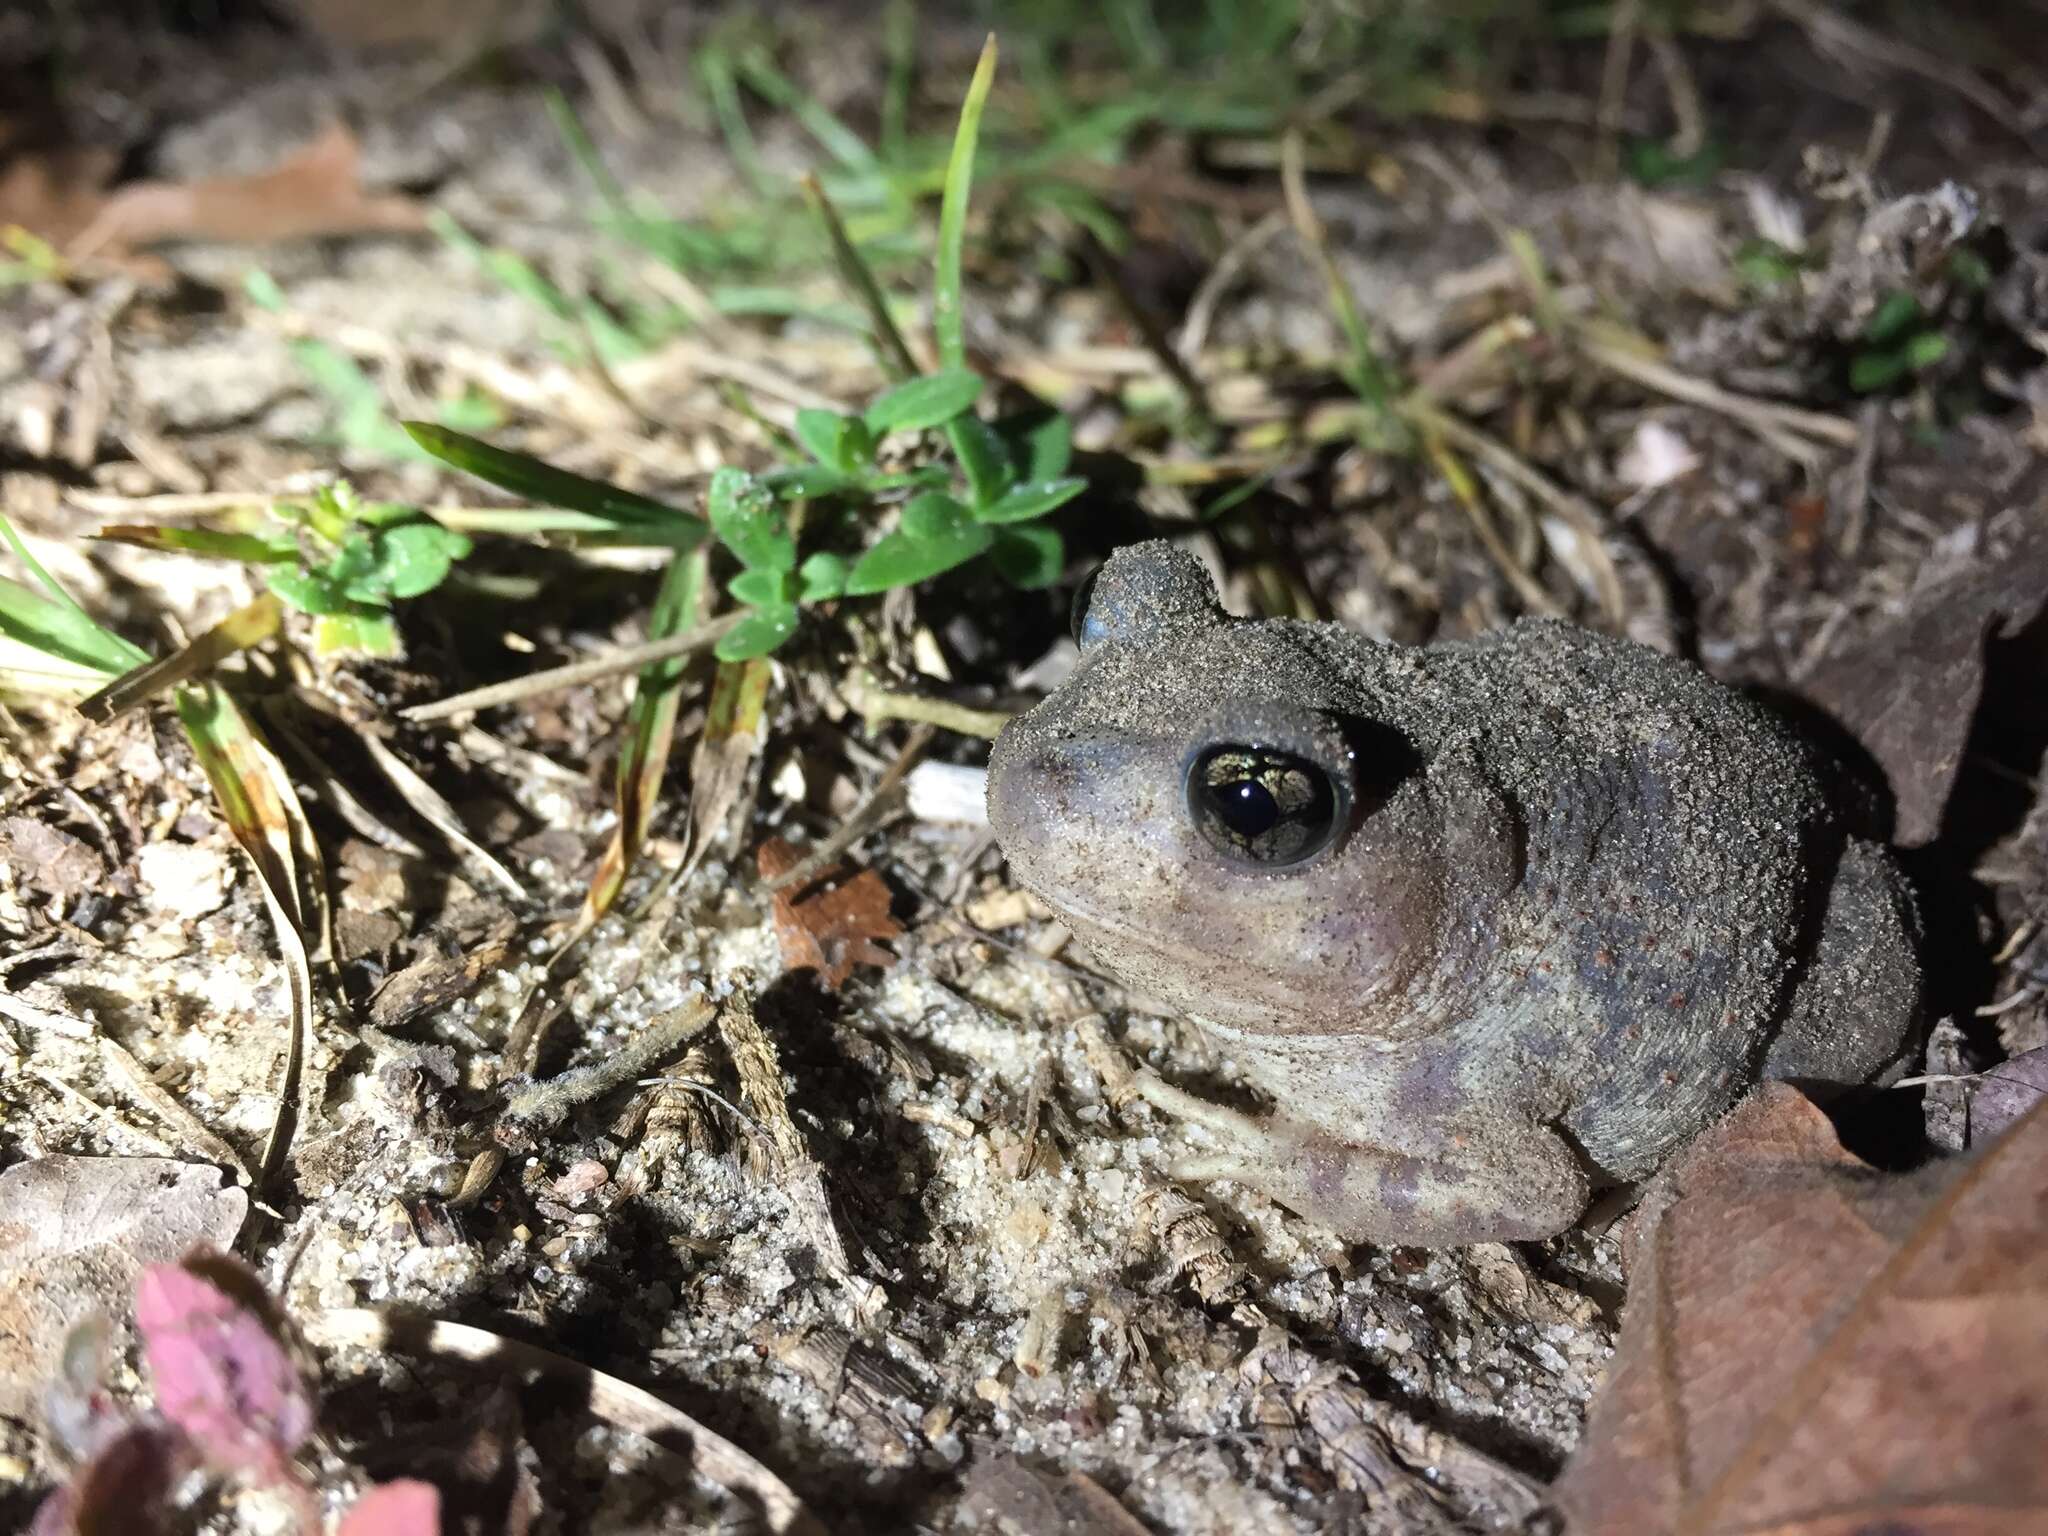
[679,656,773,884]
[400,609,739,723]
[300,1308,826,1536]
[173,681,321,1192]
[1576,324,1860,455]
[357,729,525,899]
[76,592,283,724]
[582,546,708,929]
[97,1035,256,1186]
[1418,429,1566,620]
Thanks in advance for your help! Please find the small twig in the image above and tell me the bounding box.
[1645,21,1706,156]
[499,997,718,1132]
[761,722,934,894]
[840,668,1011,738]
[97,1035,256,1185]
[1576,326,1860,452]
[0,987,94,1037]
[401,613,742,723]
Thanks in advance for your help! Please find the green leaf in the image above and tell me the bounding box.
[404,423,705,546]
[845,495,993,596]
[267,567,368,618]
[998,409,1073,482]
[761,463,853,499]
[1849,346,1913,395]
[91,526,299,564]
[797,551,848,602]
[715,603,801,661]
[989,524,1064,589]
[934,37,998,371]
[975,477,1087,525]
[1863,292,1923,346]
[729,567,793,607]
[862,369,985,435]
[948,414,1016,509]
[901,491,974,543]
[378,521,474,599]
[1903,330,1951,370]
[708,467,796,572]
[794,408,853,470]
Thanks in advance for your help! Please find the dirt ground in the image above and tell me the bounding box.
[2,3,2045,1533]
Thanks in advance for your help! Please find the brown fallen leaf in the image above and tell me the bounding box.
[1,122,425,275]
[0,1157,247,1418]
[0,814,105,901]
[368,920,517,1030]
[1969,1046,2048,1145]
[1552,1083,2048,1535]
[1797,515,2048,846]
[758,836,902,990]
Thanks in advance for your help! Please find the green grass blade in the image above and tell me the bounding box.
[735,48,879,175]
[934,35,998,372]
[404,424,705,545]
[881,0,916,158]
[0,516,149,674]
[583,545,708,924]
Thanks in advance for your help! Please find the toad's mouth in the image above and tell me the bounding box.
[1026,888,1311,1013]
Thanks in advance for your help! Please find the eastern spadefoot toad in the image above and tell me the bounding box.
[986,541,1920,1245]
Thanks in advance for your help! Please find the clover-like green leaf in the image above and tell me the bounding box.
[989,524,1064,589]
[761,463,852,499]
[729,567,793,607]
[862,369,984,435]
[948,415,1015,509]
[797,551,848,602]
[378,522,473,599]
[714,603,801,660]
[974,477,1087,525]
[845,493,992,595]
[708,467,796,572]
[793,409,874,474]
[997,409,1073,483]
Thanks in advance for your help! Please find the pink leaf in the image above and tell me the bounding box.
[132,1248,313,1484]
[337,1478,441,1536]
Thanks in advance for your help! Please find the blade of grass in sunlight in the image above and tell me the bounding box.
[0,516,149,675]
[583,544,710,928]
[92,525,300,564]
[175,680,323,1192]
[76,594,284,725]
[404,424,707,548]
[735,48,882,179]
[801,174,919,381]
[933,35,998,371]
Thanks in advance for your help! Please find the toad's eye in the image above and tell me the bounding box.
[1186,744,1342,867]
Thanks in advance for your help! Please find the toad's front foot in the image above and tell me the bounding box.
[1130,1070,1588,1246]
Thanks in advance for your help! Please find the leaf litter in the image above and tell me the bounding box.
[1553,1084,2048,1534]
